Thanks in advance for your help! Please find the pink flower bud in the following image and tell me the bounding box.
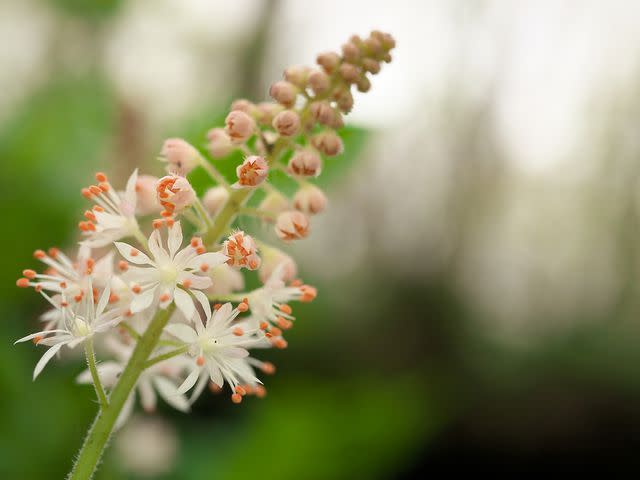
[275,211,309,241]
[338,63,360,84]
[311,131,344,156]
[269,81,298,108]
[225,110,256,144]
[362,58,381,74]
[287,149,322,177]
[259,248,297,284]
[156,175,196,215]
[293,184,328,215]
[316,51,340,74]
[160,138,201,175]
[272,110,300,137]
[363,37,383,57]
[334,89,354,113]
[135,175,161,215]
[230,99,256,115]
[206,128,234,158]
[256,102,284,126]
[341,42,360,62]
[203,186,229,215]
[259,191,289,219]
[309,101,336,127]
[223,231,261,270]
[371,31,396,50]
[284,65,311,88]
[234,155,268,188]
[308,69,330,95]
[356,75,371,93]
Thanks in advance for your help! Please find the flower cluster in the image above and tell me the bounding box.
[15,30,394,438]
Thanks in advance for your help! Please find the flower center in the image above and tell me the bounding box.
[73,318,91,337]
[199,336,220,353]
[159,263,178,284]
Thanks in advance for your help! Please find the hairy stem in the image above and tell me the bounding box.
[67,304,175,480]
[85,339,108,410]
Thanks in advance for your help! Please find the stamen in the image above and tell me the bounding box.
[261,362,276,375]
[233,327,244,336]
[231,393,242,404]
[237,302,249,312]
[22,269,36,279]
[16,278,30,288]
[279,304,292,315]
[196,355,205,366]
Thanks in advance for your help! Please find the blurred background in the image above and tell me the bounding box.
[2,0,640,477]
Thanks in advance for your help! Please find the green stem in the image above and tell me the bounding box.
[85,339,108,410]
[67,304,175,480]
[143,345,189,369]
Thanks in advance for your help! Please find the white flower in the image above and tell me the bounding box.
[164,301,264,404]
[77,338,190,427]
[115,221,227,319]
[80,170,140,248]
[204,263,244,297]
[15,280,122,379]
[244,264,316,335]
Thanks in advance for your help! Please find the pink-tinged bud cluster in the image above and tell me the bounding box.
[206,128,234,158]
[311,131,344,156]
[234,156,268,188]
[293,184,327,215]
[160,138,201,175]
[275,211,310,241]
[272,110,300,137]
[284,65,311,88]
[223,231,261,270]
[225,110,256,144]
[269,81,299,108]
[156,175,196,218]
[288,149,322,177]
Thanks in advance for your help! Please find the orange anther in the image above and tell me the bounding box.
[200,263,209,272]
[22,269,36,279]
[196,247,205,254]
[237,302,249,313]
[259,321,268,330]
[233,327,244,336]
[182,279,192,289]
[60,301,69,307]
[98,182,109,192]
[34,285,43,292]
[109,293,120,303]
[161,210,173,218]
[130,248,139,257]
[74,294,82,302]
[166,218,175,227]
[213,303,222,310]
[89,185,102,195]
[48,247,59,258]
[81,188,93,199]
[95,172,107,182]
[242,297,249,304]
[34,249,46,259]
[273,338,288,349]
[261,362,276,375]
[159,293,170,302]
[235,386,247,396]
[249,259,258,270]
[269,327,282,337]
[93,206,104,212]
[118,260,129,271]
[125,309,133,317]
[59,281,67,289]
[242,384,254,395]
[33,335,43,345]
[152,219,164,229]
[190,238,200,247]
[277,317,293,330]
[279,304,292,315]
[254,385,267,398]
[84,210,96,221]
[16,278,30,288]
[231,393,242,404]
[300,285,317,302]
[290,279,303,287]
[132,285,142,294]
[196,356,205,366]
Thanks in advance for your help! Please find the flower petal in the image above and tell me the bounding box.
[154,376,190,412]
[186,251,228,270]
[192,290,211,321]
[33,342,64,380]
[164,323,197,343]
[174,288,195,320]
[177,368,201,395]
[130,285,157,313]
[114,242,152,265]
[168,221,183,258]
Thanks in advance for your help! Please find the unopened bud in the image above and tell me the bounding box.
[334,89,354,113]
[339,63,360,84]
[225,110,256,144]
[316,51,340,74]
[309,101,336,127]
[259,191,289,218]
[284,65,311,88]
[135,175,161,215]
[287,149,322,177]
[356,75,371,93]
[269,81,298,108]
[230,99,256,115]
[308,69,330,95]
[363,36,383,56]
[272,110,300,137]
[275,211,309,241]
[311,131,344,156]
[234,155,268,188]
[206,128,234,158]
[203,186,229,215]
[293,184,328,215]
[362,58,381,74]
[256,102,284,126]
[160,138,201,175]
[371,30,396,50]
[259,248,298,283]
[156,175,196,214]
[341,42,360,63]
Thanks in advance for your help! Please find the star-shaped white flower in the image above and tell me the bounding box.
[15,279,122,379]
[164,300,264,403]
[115,221,227,319]
[80,170,141,248]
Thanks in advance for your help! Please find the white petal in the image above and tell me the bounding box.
[124,168,138,212]
[224,347,249,358]
[164,323,197,343]
[178,272,211,290]
[14,330,67,344]
[177,368,201,395]
[95,282,111,318]
[174,288,195,320]
[76,361,122,387]
[186,251,228,270]
[154,376,190,412]
[148,228,168,263]
[188,374,209,405]
[33,342,64,380]
[168,221,183,258]
[130,286,157,313]
[114,242,152,265]
[139,378,156,412]
[192,290,211,320]
[206,360,224,387]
